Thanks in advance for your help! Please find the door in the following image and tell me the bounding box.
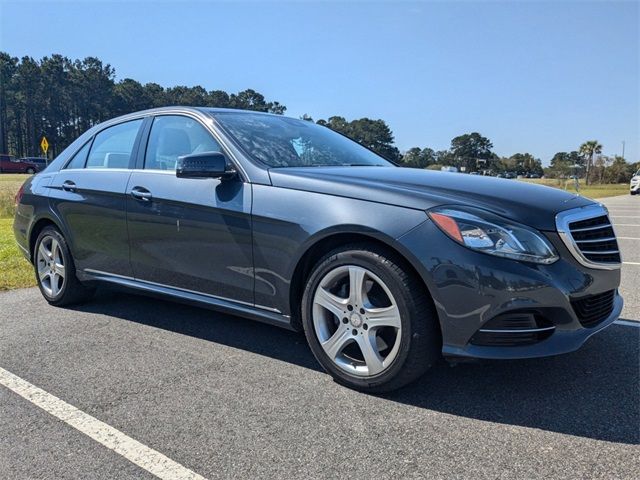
[6,157,21,172]
[48,118,144,276]
[126,114,254,305]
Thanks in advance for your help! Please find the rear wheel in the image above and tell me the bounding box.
[26,167,35,174]
[302,244,441,392]
[34,226,94,306]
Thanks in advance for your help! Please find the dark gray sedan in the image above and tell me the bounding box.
[13,107,623,392]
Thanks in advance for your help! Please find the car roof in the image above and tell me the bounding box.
[100,106,281,127]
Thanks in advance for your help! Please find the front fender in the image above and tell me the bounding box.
[251,184,428,315]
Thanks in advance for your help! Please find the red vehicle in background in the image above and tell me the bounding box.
[0,154,45,174]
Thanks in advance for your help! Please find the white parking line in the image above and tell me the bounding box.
[614,320,640,328]
[623,262,640,266]
[0,367,206,480]
[617,237,640,240]
[612,224,640,227]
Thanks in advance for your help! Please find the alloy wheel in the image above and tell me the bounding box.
[36,235,66,297]
[312,265,402,377]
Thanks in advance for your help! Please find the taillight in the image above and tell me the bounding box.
[15,183,25,206]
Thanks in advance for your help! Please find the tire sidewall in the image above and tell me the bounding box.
[302,249,416,390]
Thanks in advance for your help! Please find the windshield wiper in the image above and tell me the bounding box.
[345,163,386,166]
[272,163,388,168]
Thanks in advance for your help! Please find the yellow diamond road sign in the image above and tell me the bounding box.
[40,137,49,154]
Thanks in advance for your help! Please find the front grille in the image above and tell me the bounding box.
[567,214,621,264]
[571,290,616,328]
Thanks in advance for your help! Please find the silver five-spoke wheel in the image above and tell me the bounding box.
[312,265,402,377]
[36,235,66,298]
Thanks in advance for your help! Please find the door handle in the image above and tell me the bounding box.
[62,180,77,192]
[131,186,152,202]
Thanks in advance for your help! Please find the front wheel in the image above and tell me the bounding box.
[26,167,35,174]
[34,226,94,306]
[301,244,441,392]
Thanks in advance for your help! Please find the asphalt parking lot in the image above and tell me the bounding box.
[1,194,638,479]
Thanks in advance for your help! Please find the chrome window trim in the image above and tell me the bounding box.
[57,108,250,182]
[555,203,622,270]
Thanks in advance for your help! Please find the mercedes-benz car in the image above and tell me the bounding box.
[631,169,639,195]
[13,107,623,392]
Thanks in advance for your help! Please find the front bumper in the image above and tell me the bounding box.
[396,219,622,360]
[442,293,622,359]
[630,180,639,192]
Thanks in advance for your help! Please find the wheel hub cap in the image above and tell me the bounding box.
[349,312,363,328]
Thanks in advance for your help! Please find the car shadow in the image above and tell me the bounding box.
[73,288,639,445]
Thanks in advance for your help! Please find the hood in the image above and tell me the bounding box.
[268,166,595,231]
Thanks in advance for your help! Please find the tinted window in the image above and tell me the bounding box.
[86,119,143,169]
[144,115,222,171]
[213,113,393,168]
[64,141,91,169]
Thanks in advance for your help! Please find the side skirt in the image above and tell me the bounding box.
[82,269,294,331]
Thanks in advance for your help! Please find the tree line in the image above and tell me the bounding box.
[300,118,637,183]
[0,52,285,157]
[546,145,636,185]
[1,52,637,183]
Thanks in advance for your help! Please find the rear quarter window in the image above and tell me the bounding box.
[64,141,92,169]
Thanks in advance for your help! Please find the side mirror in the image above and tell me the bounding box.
[176,152,236,179]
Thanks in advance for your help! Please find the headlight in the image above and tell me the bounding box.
[428,206,559,265]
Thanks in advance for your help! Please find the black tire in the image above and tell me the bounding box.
[301,243,441,393]
[26,167,35,174]
[34,226,94,306]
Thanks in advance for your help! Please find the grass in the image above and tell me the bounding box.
[0,173,30,218]
[518,178,629,199]
[0,174,36,289]
[0,172,632,291]
[0,218,35,290]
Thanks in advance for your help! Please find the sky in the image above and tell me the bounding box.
[0,0,638,164]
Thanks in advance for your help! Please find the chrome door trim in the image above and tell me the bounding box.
[83,269,292,329]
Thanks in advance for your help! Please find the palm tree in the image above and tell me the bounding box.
[579,140,603,185]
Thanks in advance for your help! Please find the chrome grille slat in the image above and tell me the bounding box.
[555,205,622,270]
[579,249,620,255]
[570,224,611,233]
[574,236,617,244]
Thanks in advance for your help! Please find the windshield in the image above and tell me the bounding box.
[212,112,394,168]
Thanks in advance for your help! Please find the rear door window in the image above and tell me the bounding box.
[86,119,143,169]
